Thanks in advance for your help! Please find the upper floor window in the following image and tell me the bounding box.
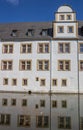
[18,115,31,127]
[3,78,8,85]
[61,79,67,86]
[11,99,16,106]
[22,99,27,106]
[67,15,72,20]
[21,44,32,53]
[22,79,28,86]
[52,100,57,108]
[68,26,74,33]
[38,43,49,53]
[27,29,34,36]
[1,60,13,70]
[40,100,45,107]
[58,43,70,53]
[58,26,64,33]
[37,60,49,71]
[2,99,8,106]
[0,114,10,125]
[12,79,17,86]
[52,79,57,86]
[42,29,48,36]
[79,60,83,71]
[36,116,49,128]
[58,116,71,129]
[60,15,64,20]
[40,79,46,86]
[11,29,17,37]
[19,60,32,71]
[2,44,13,53]
[61,100,67,108]
[79,43,83,53]
[58,60,70,71]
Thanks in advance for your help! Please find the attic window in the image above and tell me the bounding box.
[26,29,34,36]
[42,29,48,36]
[11,30,17,37]
[81,26,83,36]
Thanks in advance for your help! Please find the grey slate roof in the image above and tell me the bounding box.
[0,22,53,41]
[0,21,83,41]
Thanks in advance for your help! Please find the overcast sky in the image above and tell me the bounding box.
[0,0,82,23]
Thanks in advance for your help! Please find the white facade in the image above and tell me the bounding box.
[0,5,83,93]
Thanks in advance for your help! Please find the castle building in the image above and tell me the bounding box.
[0,5,83,94]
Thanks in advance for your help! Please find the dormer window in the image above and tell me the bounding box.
[60,15,64,20]
[27,29,34,36]
[67,15,71,20]
[42,29,48,36]
[11,30,17,37]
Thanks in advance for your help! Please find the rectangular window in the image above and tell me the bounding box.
[22,79,28,86]
[80,117,83,129]
[1,61,13,70]
[18,115,31,127]
[36,116,49,128]
[60,15,64,20]
[61,79,67,86]
[61,100,67,108]
[21,44,32,53]
[67,15,72,20]
[58,26,64,33]
[40,79,46,86]
[22,99,27,106]
[2,99,8,106]
[11,99,16,106]
[20,60,32,70]
[37,60,49,71]
[52,100,57,108]
[52,79,57,86]
[38,43,49,53]
[3,78,8,85]
[2,44,13,53]
[12,79,17,86]
[79,43,83,53]
[0,114,10,125]
[58,116,71,129]
[40,100,45,107]
[68,26,74,33]
[79,61,83,71]
[58,43,70,53]
[58,60,70,71]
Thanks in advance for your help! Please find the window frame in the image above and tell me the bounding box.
[52,79,57,86]
[58,26,64,33]
[37,60,49,71]
[58,43,70,53]
[58,60,70,71]
[18,115,31,127]
[38,43,49,53]
[67,26,74,33]
[20,43,32,53]
[2,44,13,54]
[58,116,71,129]
[1,60,13,71]
[61,79,67,86]
[19,60,32,71]
[40,79,46,86]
